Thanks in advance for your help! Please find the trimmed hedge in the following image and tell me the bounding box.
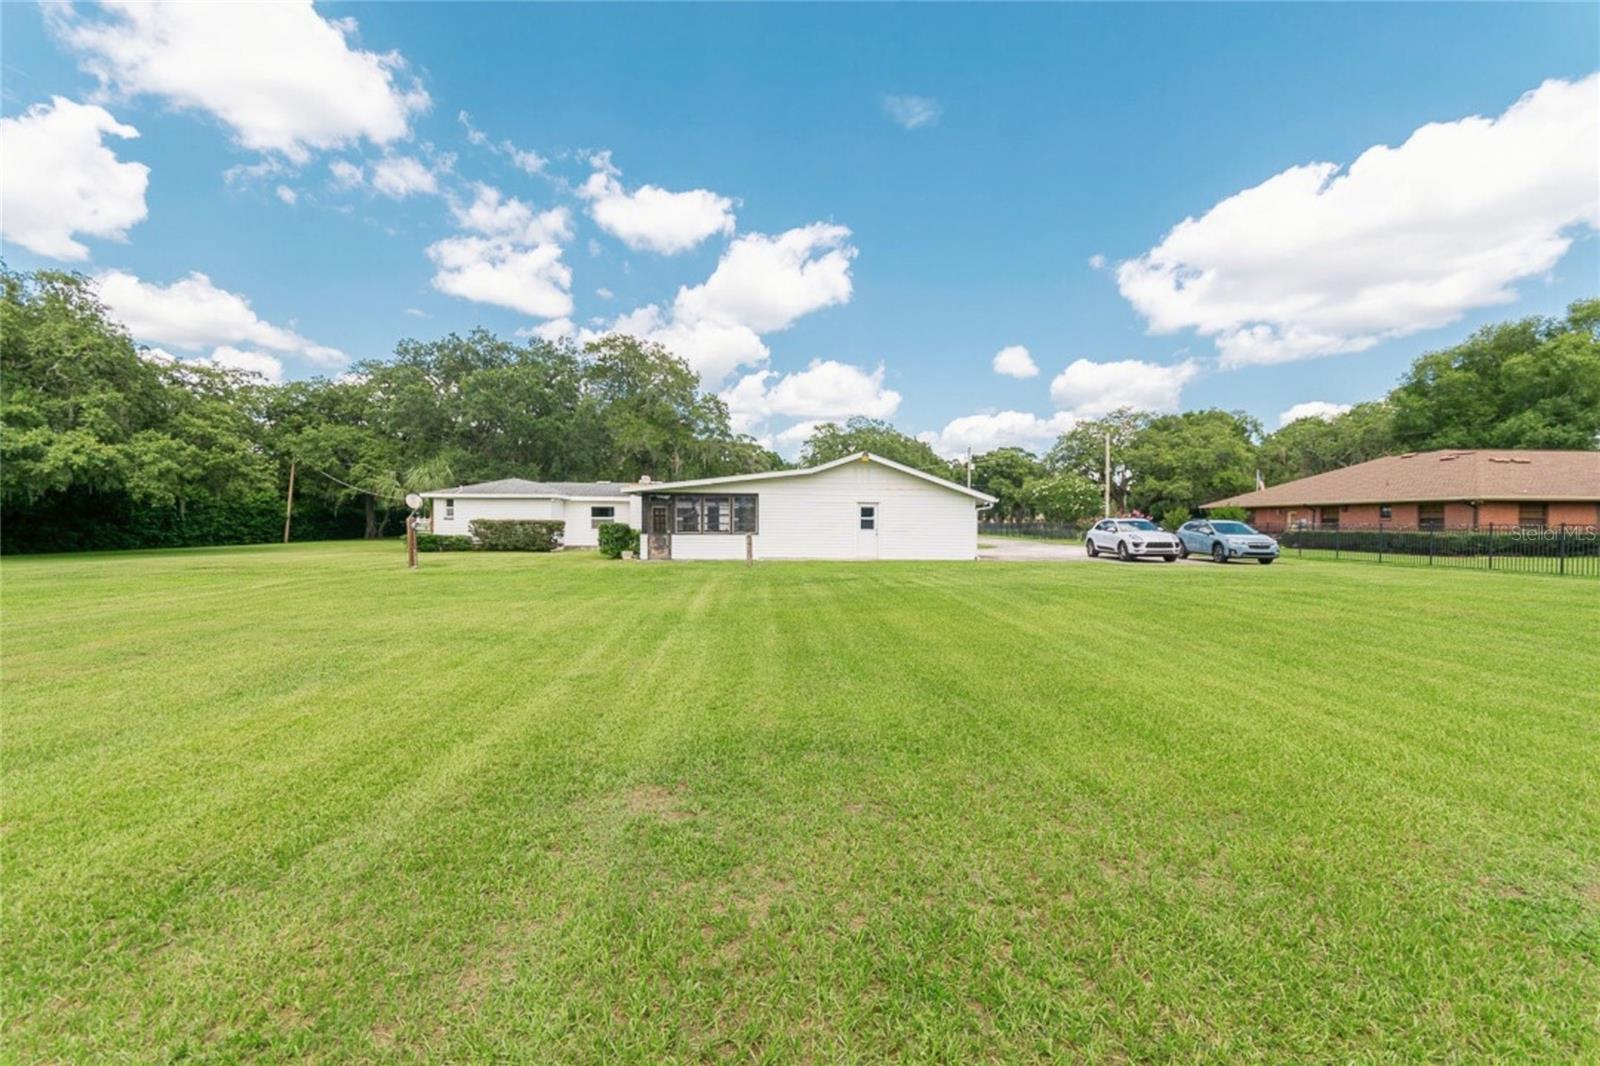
[416,533,474,552]
[597,522,640,559]
[468,519,564,551]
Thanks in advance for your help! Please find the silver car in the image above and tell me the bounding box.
[1177,519,1279,564]
[1085,518,1181,562]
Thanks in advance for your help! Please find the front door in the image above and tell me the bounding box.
[648,502,671,560]
[856,503,879,559]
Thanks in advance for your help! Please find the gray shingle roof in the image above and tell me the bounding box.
[428,478,630,497]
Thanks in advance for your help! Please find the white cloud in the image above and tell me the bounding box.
[720,360,901,434]
[427,183,575,319]
[918,411,1077,459]
[579,152,736,255]
[527,318,575,342]
[449,183,570,243]
[1117,74,1600,367]
[427,237,573,319]
[275,184,298,205]
[403,307,427,318]
[992,345,1039,379]
[596,287,615,300]
[370,154,437,198]
[601,223,857,383]
[203,346,284,383]
[1049,358,1199,418]
[1088,254,1107,270]
[1277,400,1353,427]
[458,110,545,174]
[328,159,363,188]
[0,96,149,260]
[772,420,824,452]
[882,94,941,130]
[49,1,428,163]
[93,270,346,367]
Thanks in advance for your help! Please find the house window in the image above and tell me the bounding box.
[859,504,876,530]
[1320,506,1338,530]
[445,499,455,520]
[589,505,615,529]
[702,496,731,533]
[675,496,702,533]
[1518,503,1547,529]
[1418,503,1445,531]
[666,494,757,534]
[733,496,759,534]
[1379,505,1392,520]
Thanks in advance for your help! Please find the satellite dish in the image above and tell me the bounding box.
[404,492,423,510]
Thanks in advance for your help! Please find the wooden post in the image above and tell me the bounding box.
[406,513,418,570]
[745,532,753,566]
[1103,432,1111,517]
[282,459,297,543]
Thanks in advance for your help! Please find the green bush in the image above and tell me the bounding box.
[1158,506,1191,530]
[416,533,474,552]
[468,519,564,551]
[596,522,640,559]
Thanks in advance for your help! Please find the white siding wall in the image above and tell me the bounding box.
[429,496,629,546]
[659,460,980,561]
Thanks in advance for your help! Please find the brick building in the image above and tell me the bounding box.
[1205,449,1600,530]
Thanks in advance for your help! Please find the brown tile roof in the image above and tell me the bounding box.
[1206,450,1600,509]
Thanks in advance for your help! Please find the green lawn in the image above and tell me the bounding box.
[5,542,1598,1062]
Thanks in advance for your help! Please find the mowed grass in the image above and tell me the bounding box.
[4,543,1598,1063]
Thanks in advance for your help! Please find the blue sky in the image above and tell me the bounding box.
[3,2,1596,456]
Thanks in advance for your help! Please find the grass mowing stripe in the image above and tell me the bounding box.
[3,542,1596,1061]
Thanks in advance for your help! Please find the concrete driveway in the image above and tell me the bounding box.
[979,537,1217,565]
[978,538,1089,562]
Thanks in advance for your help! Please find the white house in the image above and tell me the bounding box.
[625,452,996,561]
[419,479,632,548]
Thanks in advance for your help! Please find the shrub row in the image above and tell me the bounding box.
[416,533,474,552]
[467,519,565,552]
[597,521,640,559]
[0,491,367,554]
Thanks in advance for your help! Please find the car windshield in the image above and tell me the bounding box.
[1116,520,1160,531]
[1212,521,1255,535]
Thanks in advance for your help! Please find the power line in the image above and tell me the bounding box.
[296,461,407,502]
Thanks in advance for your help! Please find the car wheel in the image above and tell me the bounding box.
[1258,557,1274,565]
[1212,542,1228,564]
[1085,539,1097,558]
[1163,554,1178,563]
[1117,541,1132,561]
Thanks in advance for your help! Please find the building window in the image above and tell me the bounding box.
[1320,506,1338,530]
[665,494,757,534]
[702,496,731,533]
[733,496,759,534]
[1379,505,1392,520]
[589,505,615,529]
[675,496,701,533]
[1418,503,1445,531]
[1518,503,1547,529]
[445,499,455,520]
[859,504,876,530]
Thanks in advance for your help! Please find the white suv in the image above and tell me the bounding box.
[1085,518,1181,562]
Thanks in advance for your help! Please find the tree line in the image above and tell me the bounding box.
[2,267,1595,552]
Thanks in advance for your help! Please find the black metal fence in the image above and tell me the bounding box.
[1266,524,1599,578]
[979,521,1087,541]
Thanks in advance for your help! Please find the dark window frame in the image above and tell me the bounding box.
[662,493,759,534]
[1517,502,1548,529]
[589,504,616,529]
[859,504,876,530]
[1379,504,1392,520]
[1418,503,1446,531]
[445,498,455,520]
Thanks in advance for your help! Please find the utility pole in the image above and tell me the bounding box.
[965,447,973,488]
[1103,431,1111,517]
[282,459,296,543]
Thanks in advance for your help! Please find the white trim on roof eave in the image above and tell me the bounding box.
[624,451,997,504]
[417,491,632,501]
